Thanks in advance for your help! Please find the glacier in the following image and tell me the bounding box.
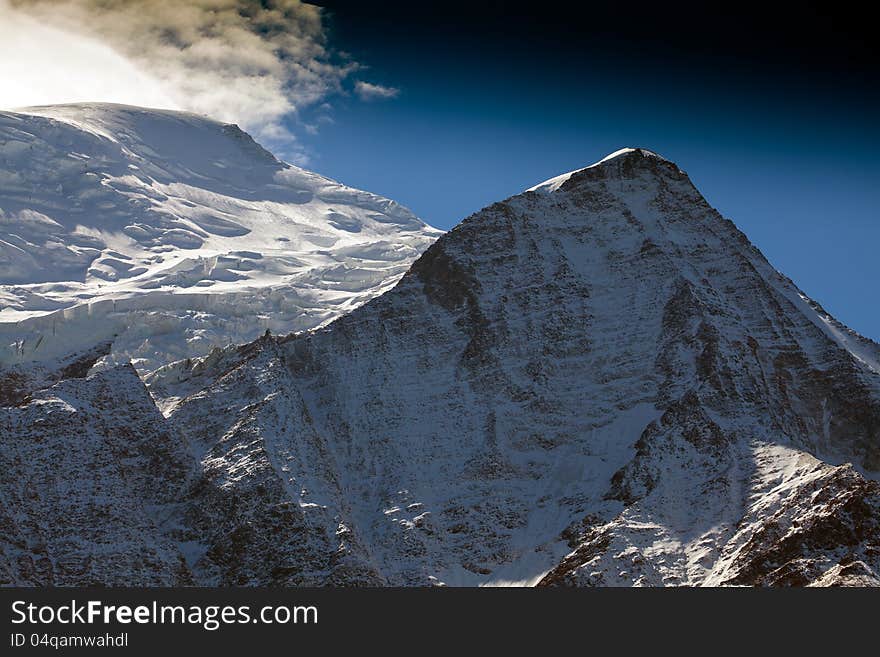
[0,103,441,373]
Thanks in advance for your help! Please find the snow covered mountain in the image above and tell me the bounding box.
[2,147,878,586]
[0,103,441,372]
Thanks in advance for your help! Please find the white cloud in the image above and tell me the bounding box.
[0,3,176,110]
[0,0,368,158]
[354,81,400,101]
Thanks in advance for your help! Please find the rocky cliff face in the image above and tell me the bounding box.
[2,148,878,586]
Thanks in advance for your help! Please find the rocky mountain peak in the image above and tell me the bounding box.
[3,138,879,587]
[526,147,685,196]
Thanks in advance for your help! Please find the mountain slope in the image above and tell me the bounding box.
[0,103,441,372]
[3,147,878,586]
[0,362,193,585]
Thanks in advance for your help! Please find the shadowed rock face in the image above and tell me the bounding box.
[0,342,112,407]
[3,148,879,586]
[0,363,193,586]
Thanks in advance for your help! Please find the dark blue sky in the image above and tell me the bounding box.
[299,2,879,340]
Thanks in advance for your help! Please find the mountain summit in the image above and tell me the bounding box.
[2,146,878,586]
[527,147,676,193]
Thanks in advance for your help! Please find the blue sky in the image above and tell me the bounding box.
[296,2,879,341]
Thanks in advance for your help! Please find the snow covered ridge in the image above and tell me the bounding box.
[526,147,676,194]
[0,103,442,373]
[3,146,880,587]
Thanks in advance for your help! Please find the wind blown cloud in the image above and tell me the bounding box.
[0,0,393,158]
[354,81,401,101]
